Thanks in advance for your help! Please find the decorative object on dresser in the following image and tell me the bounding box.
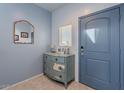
[43,53,75,89]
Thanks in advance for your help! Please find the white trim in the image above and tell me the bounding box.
[3,73,43,90]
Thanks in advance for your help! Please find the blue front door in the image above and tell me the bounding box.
[79,8,120,89]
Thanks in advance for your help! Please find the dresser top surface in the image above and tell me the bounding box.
[44,52,74,57]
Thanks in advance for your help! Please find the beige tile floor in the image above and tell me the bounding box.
[6,75,94,90]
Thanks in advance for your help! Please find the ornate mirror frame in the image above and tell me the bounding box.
[13,20,35,44]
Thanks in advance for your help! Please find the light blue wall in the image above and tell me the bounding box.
[52,3,119,81]
[0,4,51,88]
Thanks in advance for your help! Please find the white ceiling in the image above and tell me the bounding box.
[35,3,67,12]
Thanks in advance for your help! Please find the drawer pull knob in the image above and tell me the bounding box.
[59,75,62,78]
[55,58,58,61]
[58,66,62,70]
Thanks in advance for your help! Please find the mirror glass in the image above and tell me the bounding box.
[59,25,72,46]
[14,20,34,44]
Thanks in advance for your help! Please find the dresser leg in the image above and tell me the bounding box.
[64,82,67,89]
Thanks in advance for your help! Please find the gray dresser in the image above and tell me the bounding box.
[43,53,75,88]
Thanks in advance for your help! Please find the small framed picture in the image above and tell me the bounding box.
[21,32,28,38]
[14,35,19,41]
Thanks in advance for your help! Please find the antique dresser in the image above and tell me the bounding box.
[43,53,75,88]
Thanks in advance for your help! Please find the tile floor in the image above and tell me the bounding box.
[6,75,94,90]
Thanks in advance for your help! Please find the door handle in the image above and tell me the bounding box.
[81,46,84,55]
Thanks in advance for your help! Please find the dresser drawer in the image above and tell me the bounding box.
[53,72,65,82]
[53,63,65,72]
[52,57,65,63]
[44,55,65,64]
[44,62,65,82]
[48,70,65,82]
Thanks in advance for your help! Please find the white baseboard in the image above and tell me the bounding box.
[3,73,43,90]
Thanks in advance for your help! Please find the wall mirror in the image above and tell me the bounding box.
[14,20,34,44]
[59,25,72,46]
